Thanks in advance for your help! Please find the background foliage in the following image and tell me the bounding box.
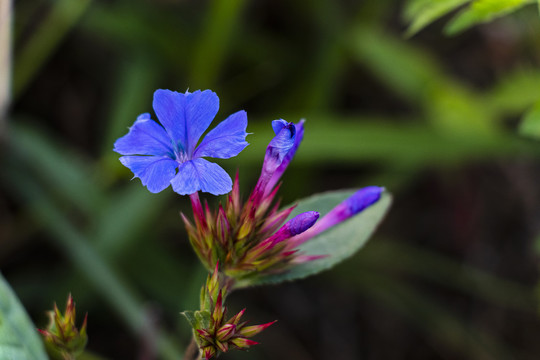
[2,0,540,359]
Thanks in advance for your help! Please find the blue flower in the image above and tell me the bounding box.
[114,89,249,195]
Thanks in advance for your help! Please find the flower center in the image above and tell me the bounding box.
[172,142,189,164]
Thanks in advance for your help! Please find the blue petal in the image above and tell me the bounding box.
[185,90,220,151]
[153,90,187,149]
[272,119,289,135]
[119,156,177,193]
[267,121,296,164]
[170,158,232,195]
[153,89,219,155]
[266,120,305,190]
[193,110,249,159]
[114,115,173,156]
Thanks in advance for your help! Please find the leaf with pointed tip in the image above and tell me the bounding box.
[0,273,48,360]
[181,311,198,329]
[404,0,470,37]
[238,190,392,287]
[445,0,530,35]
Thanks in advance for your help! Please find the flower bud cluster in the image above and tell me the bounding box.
[38,294,87,360]
[184,265,275,359]
[183,120,384,283]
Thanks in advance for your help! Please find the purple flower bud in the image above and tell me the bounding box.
[245,211,319,261]
[266,120,304,196]
[250,121,296,207]
[287,211,319,236]
[288,186,384,248]
[342,186,384,217]
[266,120,296,171]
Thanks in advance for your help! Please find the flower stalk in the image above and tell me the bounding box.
[182,264,275,359]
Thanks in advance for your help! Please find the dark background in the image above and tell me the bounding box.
[3,0,540,359]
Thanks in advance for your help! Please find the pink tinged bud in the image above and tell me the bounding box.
[215,340,229,353]
[189,192,206,229]
[204,200,213,223]
[289,186,384,248]
[238,320,276,337]
[230,337,259,349]
[207,263,220,301]
[227,308,245,326]
[196,329,213,343]
[227,172,241,217]
[216,324,236,341]
[180,213,195,235]
[216,205,229,246]
[212,291,225,325]
[260,205,296,235]
[202,346,216,359]
[255,183,281,217]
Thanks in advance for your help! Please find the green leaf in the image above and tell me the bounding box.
[486,68,540,115]
[245,190,392,286]
[348,27,445,102]
[181,311,198,329]
[14,0,92,98]
[195,311,211,330]
[0,273,48,360]
[404,0,471,37]
[181,310,211,330]
[445,0,530,35]
[519,100,540,139]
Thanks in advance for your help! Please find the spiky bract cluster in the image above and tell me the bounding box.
[183,266,275,359]
[38,294,88,360]
[182,172,320,283]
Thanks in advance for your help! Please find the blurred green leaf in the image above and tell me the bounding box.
[360,240,536,311]
[486,67,540,115]
[2,160,183,360]
[445,0,531,35]
[245,190,391,286]
[425,82,498,137]
[348,26,445,102]
[10,123,105,214]
[102,56,159,156]
[190,0,248,87]
[0,273,48,360]
[404,0,471,37]
[243,117,535,171]
[519,100,540,139]
[14,0,92,98]
[81,2,189,71]
[336,268,513,359]
[92,182,167,258]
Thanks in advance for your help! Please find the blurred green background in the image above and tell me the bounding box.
[2,0,540,359]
